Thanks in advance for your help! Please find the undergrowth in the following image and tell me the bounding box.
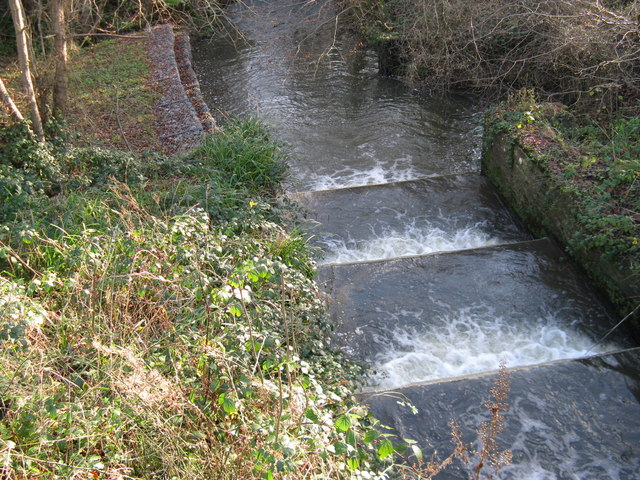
[342,0,640,111]
[0,118,396,479]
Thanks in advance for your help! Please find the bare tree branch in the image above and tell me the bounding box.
[0,76,26,123]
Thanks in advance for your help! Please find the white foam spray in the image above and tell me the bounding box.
[366,306,619,390]
[293,157,421,192]
[319,224,506,264]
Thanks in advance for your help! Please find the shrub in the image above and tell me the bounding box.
[344,0,640,110]
[0,124,61,222]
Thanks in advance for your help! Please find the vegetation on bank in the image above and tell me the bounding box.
[2,15,406,474]
[341,0,639,105]
[487,90,639,265]
[0,118,398,479]
[484,90,639,317]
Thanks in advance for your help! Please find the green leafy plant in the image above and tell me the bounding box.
[0,118,395,479]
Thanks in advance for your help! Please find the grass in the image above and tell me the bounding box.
[66,37,160,153]
[1,36,159,154]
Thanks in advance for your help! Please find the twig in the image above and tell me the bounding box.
[67,32,148,39]
[3,451,140,480]
[586,303,640,354]
[114,85,133,152]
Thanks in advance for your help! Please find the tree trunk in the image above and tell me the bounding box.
[51,0,69,120]
[9,0,45,142]
[0,77,25,123]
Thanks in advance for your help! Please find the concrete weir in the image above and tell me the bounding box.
[191,0,640,474]
[293,171,639,477]
[304,179,639,476]
[299,176,640,477]
[290,174,531,264]
[316,238,630,383]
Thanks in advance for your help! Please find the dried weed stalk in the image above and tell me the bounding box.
[401,362,512,479]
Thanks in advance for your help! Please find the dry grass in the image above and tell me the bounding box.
[1,36,160,153]
[65,37,161,153]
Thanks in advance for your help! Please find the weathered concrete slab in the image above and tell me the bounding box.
[289,175,531,263]
[317,238,630,386]
[364,348,640,479]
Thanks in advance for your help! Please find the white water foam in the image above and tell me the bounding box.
[295,157,420,192]
[319,224,506,264]
[367,306,618,390]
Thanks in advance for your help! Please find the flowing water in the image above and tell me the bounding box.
[288,175,531,264]
[192,0,640,477]
[317,239,628,390]
[192,0,484,193]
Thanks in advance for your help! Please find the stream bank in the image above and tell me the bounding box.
[482,122,639,338]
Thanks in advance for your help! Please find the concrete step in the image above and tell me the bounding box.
[289,174,531,264]
[362,347,640,479]
[317,238,631,388]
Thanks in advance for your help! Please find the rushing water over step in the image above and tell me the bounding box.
[366,348,640,480]
[316,226,506,264]
[289,175,531,263]
[366,305,617,390]
[317,238,629,389]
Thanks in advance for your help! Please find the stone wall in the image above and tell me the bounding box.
[148,24,216,155]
